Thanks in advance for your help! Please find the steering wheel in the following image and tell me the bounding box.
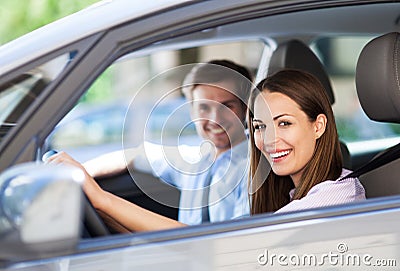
[42,150,110,238]
[82,194,110,237]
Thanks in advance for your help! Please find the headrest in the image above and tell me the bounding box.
[356,32,400,124]
[268,40,335,104]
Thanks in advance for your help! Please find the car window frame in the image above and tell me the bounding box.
[0,34,104,171]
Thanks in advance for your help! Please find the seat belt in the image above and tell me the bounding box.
[339,142,400,180]
[201,170,213,223]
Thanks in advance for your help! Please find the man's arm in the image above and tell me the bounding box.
[83,147,140,178]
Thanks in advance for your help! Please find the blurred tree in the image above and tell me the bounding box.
[0,0,99,45]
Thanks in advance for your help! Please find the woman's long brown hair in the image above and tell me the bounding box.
[247,69,343,214]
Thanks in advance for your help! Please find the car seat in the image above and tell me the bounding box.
[267,39,352,169]
[355,32,400,198]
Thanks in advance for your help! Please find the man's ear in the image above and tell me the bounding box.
[314,114,327,139]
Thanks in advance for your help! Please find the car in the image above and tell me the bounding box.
[0,0,400,270]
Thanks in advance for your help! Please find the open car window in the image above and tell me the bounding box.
[48,41,265,163]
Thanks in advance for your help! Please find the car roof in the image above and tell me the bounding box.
[0,0,190,75]
[0,0,398,75]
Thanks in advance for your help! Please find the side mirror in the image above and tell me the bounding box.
[0,162,84,261]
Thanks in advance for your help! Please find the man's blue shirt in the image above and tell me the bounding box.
[137,140,250,225]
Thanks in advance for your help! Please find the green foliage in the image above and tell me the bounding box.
[0,0,111,104]
[79,67,114,104]
[389,123,400,135]
[336,117,359,142]
[0,0,99,45]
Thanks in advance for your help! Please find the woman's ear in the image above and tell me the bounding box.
[314,114,327,139]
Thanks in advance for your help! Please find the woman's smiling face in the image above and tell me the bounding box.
[252,91,326,186]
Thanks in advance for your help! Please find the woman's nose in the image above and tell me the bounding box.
[254,125,278,151]
[262,126,278,146]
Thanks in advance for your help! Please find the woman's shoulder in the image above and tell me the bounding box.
[314,168,358,185]
[276,168,366,214]
[308,168,365,198]
[338,168,353,179]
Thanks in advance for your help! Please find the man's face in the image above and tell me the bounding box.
[190,81,247,156]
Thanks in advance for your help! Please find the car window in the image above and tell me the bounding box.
[0,52,73,143]
[49,41,264,162]
[312,37,400,143]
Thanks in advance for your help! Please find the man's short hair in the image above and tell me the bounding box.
[182,60,253,105]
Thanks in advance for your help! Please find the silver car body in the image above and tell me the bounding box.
[0,0,399,270]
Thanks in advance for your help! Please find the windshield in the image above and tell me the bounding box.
[0,52,73,143]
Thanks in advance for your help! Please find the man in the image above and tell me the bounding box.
[51,60,252,231]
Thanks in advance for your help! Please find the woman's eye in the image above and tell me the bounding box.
[278,121,291,127]
[253,124,266,130]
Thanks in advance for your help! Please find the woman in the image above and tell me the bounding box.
[248,69,365,215]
